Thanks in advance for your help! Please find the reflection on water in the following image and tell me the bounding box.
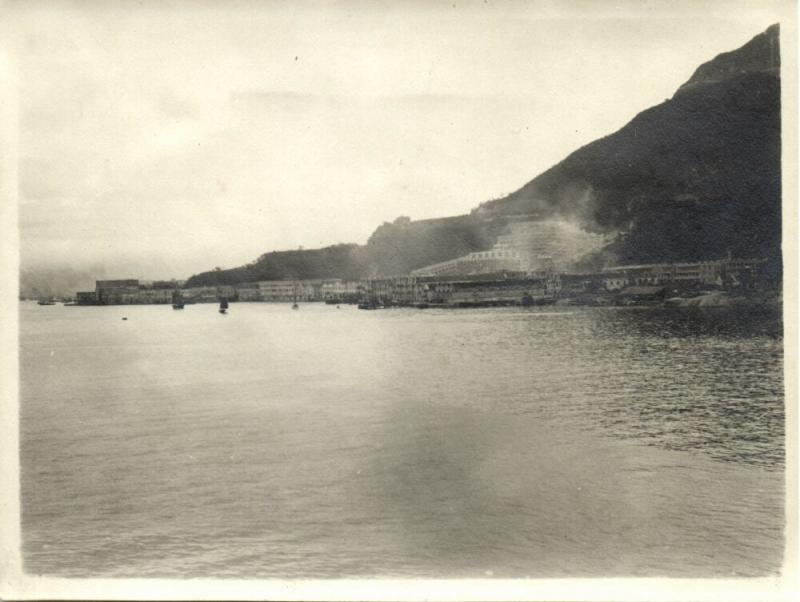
[20,302,783,578]
[609,305,783,339]
[570,306,784,468]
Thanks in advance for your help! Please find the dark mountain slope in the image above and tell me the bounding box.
[478,25,781,272]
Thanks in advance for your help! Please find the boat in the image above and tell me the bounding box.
[37,299,56,305]
[291,281,300,309]
[172,289,185,309]
[521,292,558,307]
[219,298,229,314]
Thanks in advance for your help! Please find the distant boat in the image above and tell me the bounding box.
[172,289,185,309]
[521,292,557,307]
[37,299,56,306]
[292,281,300,309]
[219,298,228,314]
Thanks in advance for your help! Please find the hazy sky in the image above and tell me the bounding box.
[8,0,787,280]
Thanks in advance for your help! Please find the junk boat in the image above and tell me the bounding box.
[172,289,185,309]
[357,299,384,310]
[219,298,228,314]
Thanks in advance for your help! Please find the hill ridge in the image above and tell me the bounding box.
[185,24,782,287]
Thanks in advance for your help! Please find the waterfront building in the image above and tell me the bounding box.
[601,264,674,287]
[723,258,768,288]
[236,282,263,302]
[600,258,767,290]
[76,291,98,304]
[602,274,629,291]
[135,288,173,304]
[181,285,236,303]
[251,279,358,302]
[425,272,561,306]
[319,279,360,302]
[362,271,561,307]
[95,279,140,304]
[257,280,304,302]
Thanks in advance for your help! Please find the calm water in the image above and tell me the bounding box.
[20,302,784,578]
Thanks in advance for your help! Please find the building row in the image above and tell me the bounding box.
[75,258,770,306]
[361,271,562,308]
[599,258,768,290]
[233,279,361,302]
[76,278,361,305]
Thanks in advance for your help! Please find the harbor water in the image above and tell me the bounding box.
[20,302,784,578]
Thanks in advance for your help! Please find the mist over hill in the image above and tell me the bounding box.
[185,216,509,286]
[478,24,781,275]
[184,24,782,287]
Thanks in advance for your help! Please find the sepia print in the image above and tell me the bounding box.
[1,1,797,600]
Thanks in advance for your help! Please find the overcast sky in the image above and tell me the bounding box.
[8,0,787,280]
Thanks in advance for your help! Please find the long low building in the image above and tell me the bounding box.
[361,272,562,307]
[600,258,768,290]
[76,278,361,305]
[252,279,360,302]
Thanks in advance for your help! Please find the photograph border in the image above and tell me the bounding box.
[1,1,798,600]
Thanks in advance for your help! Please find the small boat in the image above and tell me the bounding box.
[37,299,56,306]
[172,289,185,309]
[521,293,557,307]
[291,281,301,309]
[219,298,229,314]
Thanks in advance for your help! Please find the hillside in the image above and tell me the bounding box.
[185,216,509,286]
[186,24,782,287]
[478,24,781,273]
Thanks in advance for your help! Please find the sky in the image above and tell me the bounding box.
[6,0,789,281]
